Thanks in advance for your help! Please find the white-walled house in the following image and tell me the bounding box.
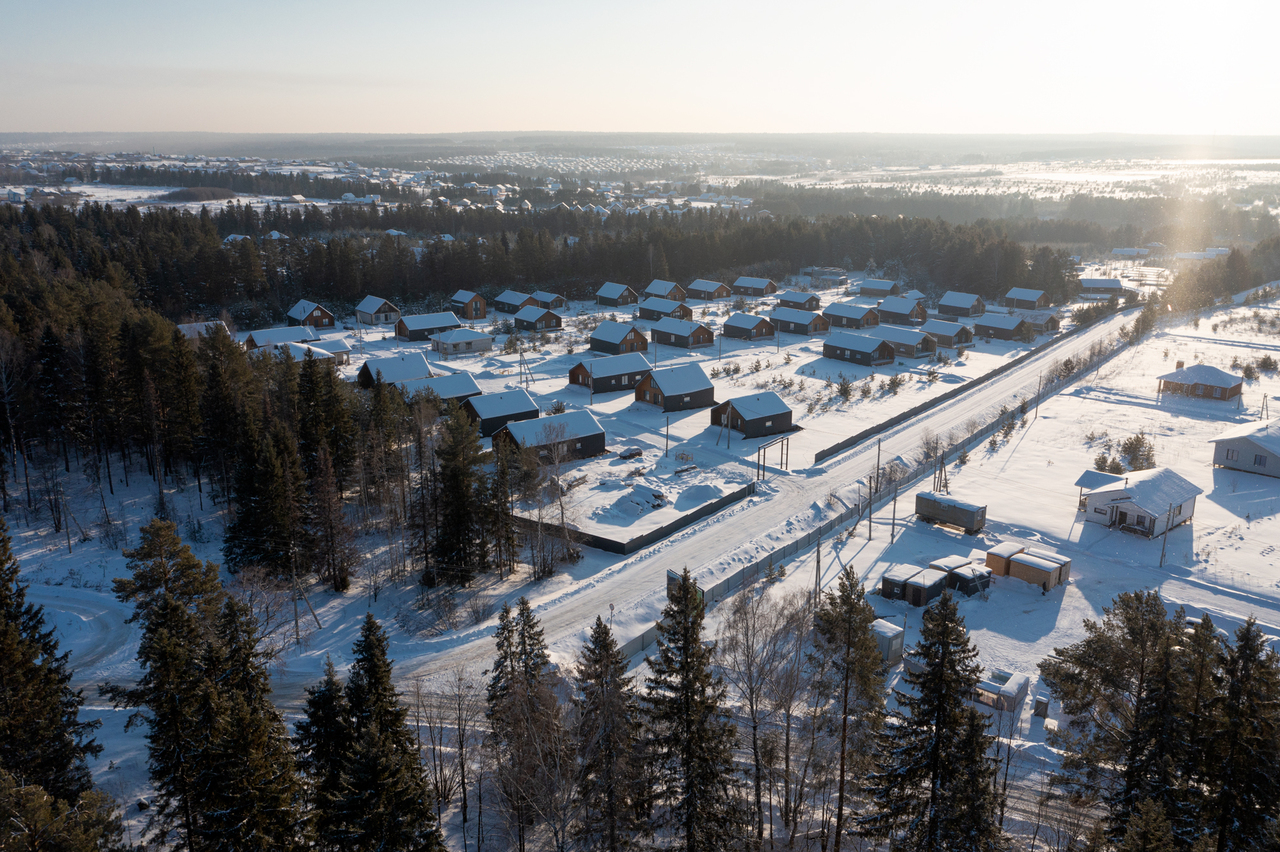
[1081,467,1202,537]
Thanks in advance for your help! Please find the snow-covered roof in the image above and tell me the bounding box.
[431,328,492,344]
[724,312,771,329]
[356,295,397,314]
[311,338,351,356]
[644,279,682,296]
[867,325,930,345]
[939,291,981,309]
[1157,364,1240,388]
[733,276,774,291]
[531,290,562,303]
[872,618,903,639]
[921,319,966,337]
[827,331,891,353]
[877,296,920,315]
[687,278,728,296]
[287,299,324,321]
[400,312,462,331]
[360,352,432,384]
[906,568,948,590]
[1074,469,1126,489]
[451,289,479,303]
[245,326,318,347]
[466,389,538,419]
[771,306,822,325]
[723,391,791,421]
[776,289,815,304]
[652,317,708,336]
[1080,278,1124,290]
[401,372,482,401]
[590,320,640,344]
[515,305,557,322]
[860,278,899,292]
[976,314,1029,331]
[573,352,652,377]
[824,302,876,320]
[500,410,604,446]
[1005,287,1044,301]
[639,297,682,314]
[929,555,972,572]
[1086,467,1204,514]
[496,290,531,304]
[596,281,634,299]
[277,341,332,360]
[988,542,1025,559]
[1209,418,1280,455]
[883,564,922,582]
[648,363,713,395]
[177,320,227,340]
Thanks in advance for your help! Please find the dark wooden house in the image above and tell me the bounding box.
[651,317,714,349]
[595,282,638,307]
[355,296,401,326]
[687,279,732,300]
[776,290,821,311]
[938,291,985,318]
[287,299,335,328]
[635,364,716,412]
[532,290,567,310]
[402,372,483,406]
[568,352,653,392]
[710,392,793,438]
[589,320,648,355]
[451,290,487,320]
[396,312,463,341]
[860,279,902,298]
[920,319,973,349]
[514,306,563,332]
[721,313,775,340]
[771,307,830,335]
[494,290,537,313]
[1157,364,1243,401]
[462,389,539,438]
[869,326,937,358]
[1003,288,1048,310]
[731,276,778,297]
[823,302,879,330]
[495,409,606,461]
[876,296,927,326]
[638,298,693,321]
[644,279,686,302]
[975,314,1032,341]
[823,331,895,366]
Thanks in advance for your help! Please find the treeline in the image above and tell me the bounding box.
[77,165,414,203]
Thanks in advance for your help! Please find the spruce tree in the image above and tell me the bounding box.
[295,657,355,852]
[643,568,741,851]
[0,769,124,852]
[306,444,357,592]
[1119,799,1176,852]
[574,615,643,852]
[861,591,1004,851]
[0,517,102,802]
[435,399,486,585]
[811,567,885,852]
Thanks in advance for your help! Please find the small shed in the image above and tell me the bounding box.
[928,555,973,574]
[974,670,1031,712]
[568,352,653,392]
[590,320,649,355]
[1210,418,1280,478]
[596,282,638,307]
[823,302,879,330]
[860,279,902,298]
[824,331,895,366]
[1009,553,1066,591]
[771,307,830,335]
[881,564,923,601]
[722,313,775,340]
[905,569,949,607]
[975,314,1033,341]
[938,291,985,318]
[687,279,732,300]
[920,319,973,349]
[710,392,793,438]
[1156,364,1242,402]
[431,328,494,357]
[494,290,537,313]
[985,543,1027,577]
[402,372,483,406]
[651,317,714,349]
[357,352,433,388]
[1004,288,1048,310]
[638,298,693,321]
[451,290,487,320]
[287,299,335,328]
[872,619,905,664]
[531,290,566,310]
[948,564,991,597]
[877,296,927,326]
[461,389,539,437]
[495,409,606,461]
[514,306,563,332]
[644,279,686,302]
[636,364,716,412]
[868,325,937,359]
[776,290,821,311]
[1026,549,1071,585]
[311,338,352,365]
[396,312,463,341]
[355,296,401,326]
[732,276,778,297]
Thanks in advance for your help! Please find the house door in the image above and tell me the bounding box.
[1117,510,1129,527]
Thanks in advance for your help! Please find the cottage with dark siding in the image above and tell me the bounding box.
[402,372,483,406]
[596,282,638,307]
[823,302,879,330]
[287,299,336,328]
[1014,310,1060,333]
[710,392,793,438]
[776,290,821,311]
[450,290,487,320]
[1210,418,1280,478]
[771,307,830,335]
[938,291,985,317]
[357,352,433,388]
[860,279,902,298]
[396,312,463,341]
[732,276,778,297]
[644,279,686,301]
[823,331,895,366]
[568,352,653,392]
[462,389,539,437]
[495,409,607,461]
[867,326,937,358]
[687,279,732,300]
[514,305,563,332]
[876,296,927,326]
[721,313,775,340]
[635,364,716,412]
[1157,364,1242,401]
[1080,278,1126,297]
[651,317,714,349]
[531,290,566,310]
[975,314,1033,341]
[1004,288,1048,310]
[638,297,693,321]
[494,290,537,313]
[920,319,973,349]
[589,320,648,355]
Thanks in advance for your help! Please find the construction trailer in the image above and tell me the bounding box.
[904,568,949,607]
[915,492,986,534]
[880,564,922,601]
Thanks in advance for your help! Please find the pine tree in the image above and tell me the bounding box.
[1119,799,1177,852]
[435,398,486,585]
[306,444,357,592]
[574,616,644,852]
[644,568,741,851]
[861,591,1004,851]
[295,657,355,852]
[811,567,885,852]
[0,517,101,802]
[0,769,124,852]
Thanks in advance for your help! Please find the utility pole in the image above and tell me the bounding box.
[814,533,821,601]
[1034,371,1043,422]
[890,483,899,542]
[665,416,670,457]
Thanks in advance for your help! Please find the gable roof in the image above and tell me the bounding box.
[1210,418,1280,455]
[596,281,634,299]
[644,279,682,296]
[1074,469,1127,489]
[724,391,791,420]
[401,372,482,401]
[860,278,899,292]
[311,338,352,356]
[776,289,816,303]
[431,328,492,344]
[652,317,709,336]
[648,363,713,395]
[723,312,771,329]
[824,302,876,320]
[1005,287,1045,301]
[639,297,682,314]
[496,289,532,304]
[593,320,643,344]
[531,290,562,303]
[360,352,433,384]
[515,305,558,322]
[356,295,397,315]
[245,326,318,347]
[867,325,931,345]
[877,295,921,315]
[827,330,893,353]
[177,320,228,340]
[451,289,480,303]
[976,314,1029,331]
[687,278,728,296]
[1081,278,1124,290]
[733,276,774,291]
[500,409,604,446]
[400,312,462,331]
[466,388,538,419]
[1157,364,1241,388]
[921,319,967,337]
[939,291,981,309]
[1085,467,1204,514]
[771,306,822,325]
[573,352,653,377]
[287,299,326,321]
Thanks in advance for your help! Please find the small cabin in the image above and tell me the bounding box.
[721,313,775,340]
[651,317,714,349]
[494,290,537,314]
[771,307,830,336]
[1210,418,1280,479]
[568,352,653,393]
[920,319,973,349]
[1004,288,1048,310]
[687,279,732,300]
[451,290,487,320]
[355,296,401,326]
[975,315,1033,341]
[776,290,821,311]
[710,392,793,438]
[462,389,540,438]
[287,299,335,328]
[431,328,493,357]
[732,276,778,297]
[531,290,566,310]
[402,373,483,406]
[244,326,318,351]
[823,302,879,330]
[1080,467,1202,538]
[514,306,563,332]
[638,298,693,321]
[1156,364,1242,402]
[396,312,463,342]
[877,296,927,326]
[356,352,433,388]
[860,279,902,298]
[823,331,895,366]
[938,291,985,318]
[596,282,639,307]
[635,364,716,412]
[495,409,606,461]
[868,326,936,359]
[590,320,649,355]
[644,279,686,302]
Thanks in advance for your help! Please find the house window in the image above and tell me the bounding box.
[1226,448,1240,461]
[611,378,617,385]
[1213,387,1222,398]
[465,342,472,350]
[1256,454,1268,468]
[1093,507,1108,515]
[765,420,772,426]
[575,442,582,449]
[313,309,321,316]
[683,396,690,403]
[1174,504,1183,517]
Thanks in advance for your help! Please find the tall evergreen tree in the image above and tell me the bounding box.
[0,769,124,852]
[861,592,1004,852]
[1119,799,1177,852]
[306,444,357,592]
[295,657,355,852]
[643,568,741,852]
[434,399,486,585]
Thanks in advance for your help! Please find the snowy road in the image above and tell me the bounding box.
[380,312,1135,690]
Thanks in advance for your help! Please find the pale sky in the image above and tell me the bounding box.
[3,0,1279,135]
